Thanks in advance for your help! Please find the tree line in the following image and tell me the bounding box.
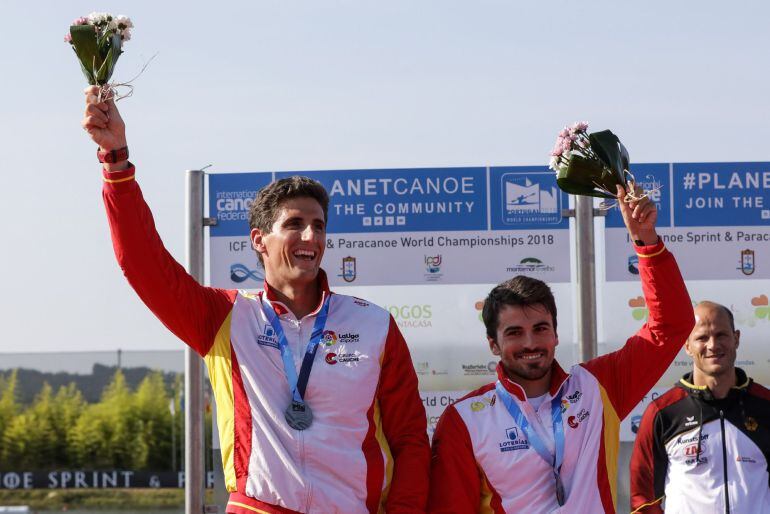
[0,369,210,471]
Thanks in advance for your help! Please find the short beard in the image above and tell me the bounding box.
[503,360,551,383]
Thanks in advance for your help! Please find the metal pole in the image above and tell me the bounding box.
[171,386,177,474]
[575,195,598,362]
[185,169,205,514]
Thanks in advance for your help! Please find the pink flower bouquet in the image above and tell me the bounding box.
[65,13,133,86]
[548,122,633,200]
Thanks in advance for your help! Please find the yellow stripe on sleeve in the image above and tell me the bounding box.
[373,399,394,513]
[204,311,237,492]
[226,501,272,514]
[373,347,395,513]
[478,469,496,514]
[631,496,664,513]
[599,384,620,507]
[102,175,136,184]
[636,245,666,258]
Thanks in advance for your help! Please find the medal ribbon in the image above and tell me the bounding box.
[262,294,331,405]
[495,381,565,505]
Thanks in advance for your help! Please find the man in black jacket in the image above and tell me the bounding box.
[630,301,770,513]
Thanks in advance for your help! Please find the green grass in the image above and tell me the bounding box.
[0,489,193,510]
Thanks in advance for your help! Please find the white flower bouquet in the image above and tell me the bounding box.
[65,13,133,86]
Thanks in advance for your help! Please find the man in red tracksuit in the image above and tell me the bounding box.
[429,187,694,513]
[81,86,429,513]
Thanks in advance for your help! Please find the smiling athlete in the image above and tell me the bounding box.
[630,301,770,513]
[81,87,429,513]
[428,186,694,513]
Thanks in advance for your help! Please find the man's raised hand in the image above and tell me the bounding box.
[82,86,127,154]
[616,184,658,246]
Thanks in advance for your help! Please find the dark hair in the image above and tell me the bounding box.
[696,301,736,332]
[248,176,329,264]
[482,275,557,340]
[248,175,329,233]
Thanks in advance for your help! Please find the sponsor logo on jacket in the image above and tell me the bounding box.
[325,352,367,365]
[339,333,360,344]
[353,297,370,307]
[322,331,360,347]
[683,443,703,457]
[322,331,338,346]
[566,390,582,403]
[257,327,279,349]
[499,427,529,452]
[470,395,495,412]
[567,408,590,429]
[684,442,707,465]
[677,433,709,445]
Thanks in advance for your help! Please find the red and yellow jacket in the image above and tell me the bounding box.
[428,241,693,513]
[102,166,430,513]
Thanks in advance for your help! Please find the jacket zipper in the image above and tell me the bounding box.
[301,429,312,511]
[719,410,730,514]
[294,318,312,512]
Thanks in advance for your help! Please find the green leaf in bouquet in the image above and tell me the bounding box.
[557,154,617,199]
[95,34,123,85]
[588,130,629,186]
[70,25,100,85]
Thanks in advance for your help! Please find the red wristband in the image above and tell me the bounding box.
[97,146,129,163]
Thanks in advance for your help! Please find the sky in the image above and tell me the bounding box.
[1,0,769,353]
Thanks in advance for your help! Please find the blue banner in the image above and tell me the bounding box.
[489,166,569,230]
[673,162,770,227]
[605,163,672,228]
[276,167,487,233]
[209,172,274,237]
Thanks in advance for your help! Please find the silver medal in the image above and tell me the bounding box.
[555,471,565,506]
[285,400,313,430]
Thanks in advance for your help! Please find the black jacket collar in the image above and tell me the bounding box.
[677,368,751,401]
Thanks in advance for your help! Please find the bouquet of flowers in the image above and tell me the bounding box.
[548,122,638,200]
[65,13,133,87]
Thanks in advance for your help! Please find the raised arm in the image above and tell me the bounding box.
[582,186,694,419]
[82,87,235,355]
